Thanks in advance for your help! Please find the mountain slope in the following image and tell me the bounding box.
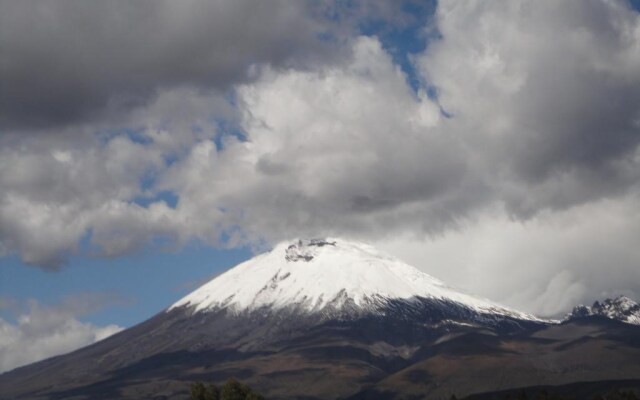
[2,239,639,400]
[349,317,640,399]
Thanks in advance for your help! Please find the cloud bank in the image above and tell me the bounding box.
[0,295,124,373]
[1,0,640,313]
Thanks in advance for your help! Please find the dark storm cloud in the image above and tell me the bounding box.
[421,0,640,218]
[0,0,334,131]
[506,37,640,184]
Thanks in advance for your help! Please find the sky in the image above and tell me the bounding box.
[1,0,640,373]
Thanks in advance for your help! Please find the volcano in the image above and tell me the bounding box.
[2,238,640,400]
[170,238,542,327]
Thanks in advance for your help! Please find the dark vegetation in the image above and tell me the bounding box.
[189,378,264,400]
[592,390,640,400]
[463,388,640,400]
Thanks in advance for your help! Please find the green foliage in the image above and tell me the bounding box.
[455,388,639,400]
[189,378,263,400]
[220,378,249,400]
[190,382,207,400]
[206,383,220,400]
[245,391,265,400]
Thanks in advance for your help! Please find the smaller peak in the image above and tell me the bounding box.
[612,295,635,303]
[594,295,637,309]
[607,295,639,312]
[567,295,640,325]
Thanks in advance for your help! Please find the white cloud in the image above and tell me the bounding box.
[159,36,469,245]
[0,87,230,267]
[378,195,640,316]
[0,298,123,373]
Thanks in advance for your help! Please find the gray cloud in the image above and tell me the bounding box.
[420,0,640,216]
[0,0,336,132]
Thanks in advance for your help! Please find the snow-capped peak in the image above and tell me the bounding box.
[566,295,640,325]
[169,238,541,321]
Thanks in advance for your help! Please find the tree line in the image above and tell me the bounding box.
[189,378,264,400]
[454,388,640,400]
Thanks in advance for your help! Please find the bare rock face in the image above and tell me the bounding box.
[285,239,336,262]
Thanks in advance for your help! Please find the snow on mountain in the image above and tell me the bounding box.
[170,238,542,322]
[566,296,640,325]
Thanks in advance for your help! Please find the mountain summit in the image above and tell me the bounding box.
[170,238,540,323]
